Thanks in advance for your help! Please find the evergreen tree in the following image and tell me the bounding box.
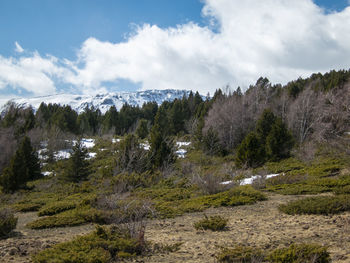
[116,134,149,173]
[266,118,294,161]
[169,99,184,135]
[62,139,89,182]
[0,137,40,193]
[149,108,176,168]
[235,132,265,168]
[135,119,149,139]
[256,109,276,142]
[202,127,223,156]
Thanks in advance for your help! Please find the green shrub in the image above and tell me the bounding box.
[38,200,77,216]
[194,215,228,231]
[216,244,330,263]
[268,243,330,263]
[28,207,105,229]
[279,195,350,215]
[266,184,330,195]
[32,226,144,263]
[151,185,267,218]
[334,184,350,195]
[13,202,42,212]
[216,246,264,263]
[0,208,17,238]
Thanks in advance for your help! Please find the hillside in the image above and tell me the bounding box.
[1,89,204,114]
[0,70,350,262]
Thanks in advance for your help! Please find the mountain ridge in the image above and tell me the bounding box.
[1,89,204,114]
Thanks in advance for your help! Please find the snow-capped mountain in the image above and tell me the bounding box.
[1,89,202,114]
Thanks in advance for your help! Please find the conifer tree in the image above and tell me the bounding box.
[149,108,176,168]
[0,137,40,193]
[135,119,149,139]
[235,132,265,168]
[266,118,294,161]
[62,139,89,182]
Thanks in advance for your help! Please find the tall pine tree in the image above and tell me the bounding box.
[61,139,89,182]
[0,137,40,193]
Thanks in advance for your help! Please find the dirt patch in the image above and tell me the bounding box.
[0,212,94,263]
[143,193,350,263]
[0,193,349,262]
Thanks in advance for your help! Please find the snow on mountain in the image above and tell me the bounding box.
[1,89,202,114]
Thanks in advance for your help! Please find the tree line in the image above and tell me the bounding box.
[0,69,349,192]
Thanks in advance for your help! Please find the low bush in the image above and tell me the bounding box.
[27,207,105,229]
[268,243,330,263]
[216,246,264,262]
[194,215,228,231]
[0,208,17,238]
[216,243,330,263]
[13,202,42,212]
[279,195,350,215]
[38,200,77,216]
[32,226,145,263]
[151,185,267,218]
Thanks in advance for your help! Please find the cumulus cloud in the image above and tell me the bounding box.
[64,0,350,94]
[0,52,72,96]
[2,0,350,97]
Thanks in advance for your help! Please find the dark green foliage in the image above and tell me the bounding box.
[266,118,294,161]
[193,215,228,231]
[202,127,223,156]
[0,136,41,192]
[216,246,264,263]
[115,134,150,173]
[61,139,89,182]
[32,226,145,263]
[235,132,265,168]
[77,106,101,135]
[0,208,17,239]
[149,111,176,168]
[236,110,294,167]
[135,119,149,139]
[102,105,119,133]
[279,195,350,215]
[1,104,35,136]
[268,243,330,263]
[256,109,276,141]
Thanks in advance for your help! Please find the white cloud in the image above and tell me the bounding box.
[14,41,24,53]
[65,0,350,94]
[0,53,72,96]
[2,0,350,97]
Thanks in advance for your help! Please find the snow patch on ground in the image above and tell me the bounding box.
[140,143,150,151]
[112,138,121,143]
[42,171,53,176]
[220,174,280,186]
[176,142,191,147]
[72,138,95,148]
[87,152,97,159]
[55,149,72,160]
[175,141,191,158]
[176,148,187,158]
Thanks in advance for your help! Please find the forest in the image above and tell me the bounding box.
[0,69,350,262]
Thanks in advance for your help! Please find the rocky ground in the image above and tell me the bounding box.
[1,193,349,262]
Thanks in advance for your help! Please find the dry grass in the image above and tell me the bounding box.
[0,193,349,262]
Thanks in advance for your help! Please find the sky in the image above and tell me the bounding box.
[1,0,350,99]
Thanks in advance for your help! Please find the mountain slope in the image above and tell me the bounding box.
[1,89,200,114]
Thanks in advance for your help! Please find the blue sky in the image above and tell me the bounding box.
[0,0,205,58]
[1,0,350,98]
